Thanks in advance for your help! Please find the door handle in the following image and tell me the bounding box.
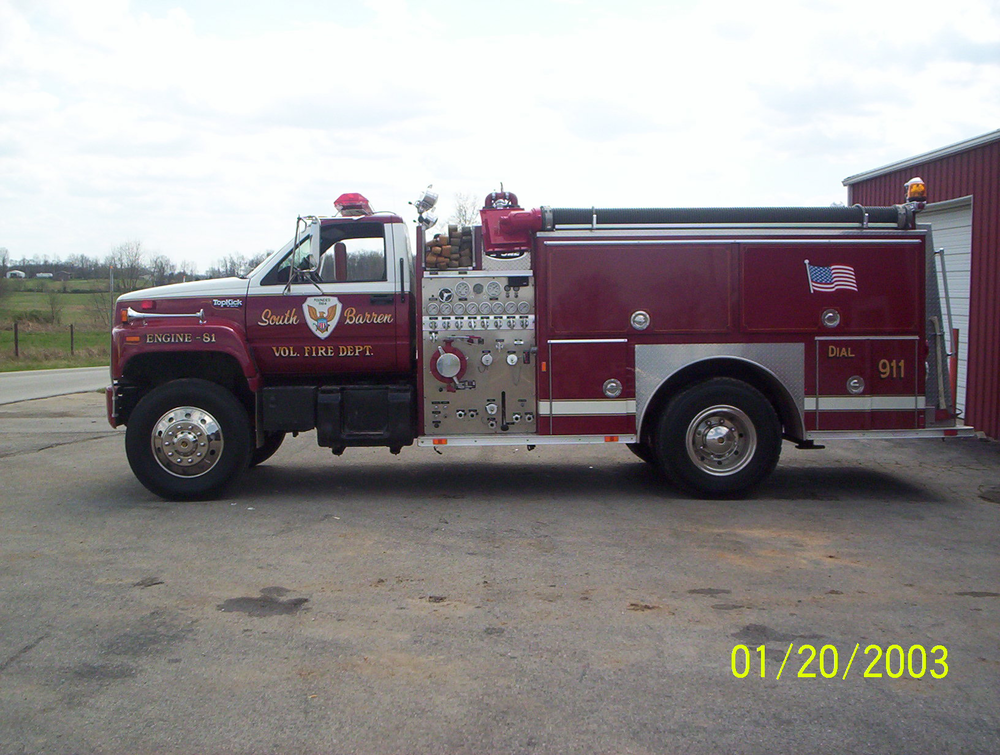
[370,294,394,305]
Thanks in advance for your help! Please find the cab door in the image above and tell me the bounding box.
[245,219,406,377]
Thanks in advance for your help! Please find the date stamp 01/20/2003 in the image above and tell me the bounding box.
[731,644,949,680]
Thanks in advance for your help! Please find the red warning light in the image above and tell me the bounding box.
[334,193,373,216]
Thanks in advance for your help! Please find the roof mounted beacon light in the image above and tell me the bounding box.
[904,177,927,211]
[334,193,373,217]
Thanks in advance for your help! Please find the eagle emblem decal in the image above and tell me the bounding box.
[303,296,341,339]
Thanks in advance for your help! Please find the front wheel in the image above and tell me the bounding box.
[125,379,251,501]
[250,432,285,467]
[655,378,781,498]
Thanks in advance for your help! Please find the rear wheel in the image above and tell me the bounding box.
[626,442,657,465]
[125,379,251,501]
[655,378,781,497]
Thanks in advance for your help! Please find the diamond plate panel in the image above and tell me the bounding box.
[635,342,805,435]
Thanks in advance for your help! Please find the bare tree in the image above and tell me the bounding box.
[149,254,176,287]
[107,240,147,293]
[207,251,271,279]
[178,260,198,281]
[449,192,481,227]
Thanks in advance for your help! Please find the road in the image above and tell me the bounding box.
[1,392,999,754]
[0,365,108,405]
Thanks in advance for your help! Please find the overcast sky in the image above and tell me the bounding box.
[1,0,998,269]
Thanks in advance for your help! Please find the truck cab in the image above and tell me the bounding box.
[109,196,417,500]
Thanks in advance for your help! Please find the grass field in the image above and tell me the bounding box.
[0,325,109,372]
[0,283,114,371]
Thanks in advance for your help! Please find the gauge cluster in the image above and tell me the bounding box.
[421,274,536,436]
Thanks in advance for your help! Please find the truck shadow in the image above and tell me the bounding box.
[242,458,944,506]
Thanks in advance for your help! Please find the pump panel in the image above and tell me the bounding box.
[421,272,536,435]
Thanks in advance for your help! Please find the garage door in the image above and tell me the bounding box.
[920,197,973,419]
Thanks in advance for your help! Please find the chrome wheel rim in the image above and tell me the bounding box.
[685,404,756,476]
[151,406,224,478]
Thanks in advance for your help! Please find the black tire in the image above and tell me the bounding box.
[655,378,781,498]
[627,442,657,465]
[125,379,251,501]
[249,432,285,467]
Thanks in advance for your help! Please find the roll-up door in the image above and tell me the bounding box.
[920,198,973,418]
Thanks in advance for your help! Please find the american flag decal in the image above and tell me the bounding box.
[805,260,858,293]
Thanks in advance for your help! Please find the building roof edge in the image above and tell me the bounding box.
[842,128,1000,186]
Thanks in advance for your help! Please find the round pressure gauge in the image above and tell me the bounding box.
[439,302,452,315]
[517,301,530,314]
[504,301,517,314]
[486,281,502,298]
[438,288,453,303]
[491,301,505,315]
[453,302,466,315]
[466,301,479,315]
[427,302,440,315]
[455,281,471,298]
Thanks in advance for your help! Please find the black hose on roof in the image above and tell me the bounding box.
[544,205,912,229]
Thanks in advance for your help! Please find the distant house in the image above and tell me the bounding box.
[5,270,25,278]
[35,272,53,279]
[53,271,72,282]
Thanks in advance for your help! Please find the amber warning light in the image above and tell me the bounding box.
[334,193,373,216]
[904,177,927,204]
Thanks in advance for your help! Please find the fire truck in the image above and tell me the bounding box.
[107,181,970,500]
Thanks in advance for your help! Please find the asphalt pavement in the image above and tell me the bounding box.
[0,366,108,405]
[1,392,999,754]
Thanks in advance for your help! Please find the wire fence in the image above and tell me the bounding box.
[0,323,109,368]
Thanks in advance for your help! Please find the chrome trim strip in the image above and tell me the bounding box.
[547,338,628,344]
[815,335,920,341]
[417,434,637,446]
[808,426,975,440]
[423,269,533,278]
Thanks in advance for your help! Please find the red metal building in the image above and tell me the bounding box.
[844,129,1000,439]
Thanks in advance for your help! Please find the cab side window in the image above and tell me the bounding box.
[319,237,386,283]
[317,223,387,284]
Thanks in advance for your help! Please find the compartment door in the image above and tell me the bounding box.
[812,337,920,431]
[544,339,634,436]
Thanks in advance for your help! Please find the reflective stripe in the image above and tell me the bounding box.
[538,399,637,416]
[805,396,927,411]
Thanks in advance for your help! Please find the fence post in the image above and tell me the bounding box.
[70,323,75,355]
[13,321,18,358]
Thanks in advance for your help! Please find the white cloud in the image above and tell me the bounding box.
[0,0,997,265]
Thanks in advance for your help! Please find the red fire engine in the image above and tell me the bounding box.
[107,181,970,500]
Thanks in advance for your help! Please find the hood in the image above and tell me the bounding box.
[117,277,250,302]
